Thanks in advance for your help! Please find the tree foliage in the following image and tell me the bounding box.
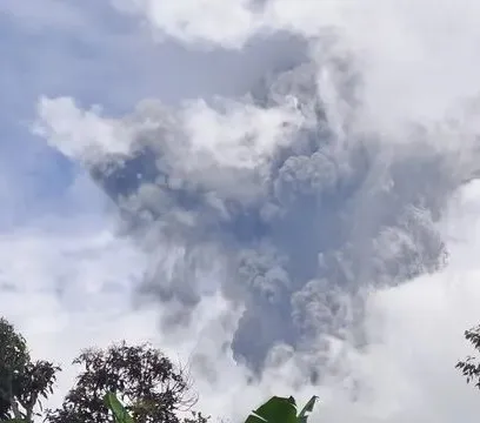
[46,341,207,423]
[0,317,60,422]
[456,324,480,388]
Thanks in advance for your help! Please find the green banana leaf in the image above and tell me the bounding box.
[244,395,318,423]
[103,392,134,423]
[244,396,297,423]
[297,396,318,423]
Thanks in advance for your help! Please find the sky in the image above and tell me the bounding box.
[4,1,480,422]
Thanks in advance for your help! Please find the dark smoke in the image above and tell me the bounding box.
[85,51,463,376]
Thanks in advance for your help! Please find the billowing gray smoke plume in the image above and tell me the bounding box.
[58,38,474,378]
[34,26,480,383]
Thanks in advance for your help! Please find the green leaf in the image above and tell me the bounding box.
[103,392,134,423]
[244,396,297,423]
[297,396,318,423]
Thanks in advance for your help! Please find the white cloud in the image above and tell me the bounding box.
[0,217,150,408]
[34,97,137,164]
[35,95,304,189]
[113,0,480,137]
[111,0,263,49]
[181,98,303,170]
[348,180,480,423]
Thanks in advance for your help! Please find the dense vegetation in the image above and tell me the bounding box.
[0,317,208,423]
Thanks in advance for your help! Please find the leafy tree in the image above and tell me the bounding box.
[457,324,480,387]
[0,317,60,422]
[46,341,208,423]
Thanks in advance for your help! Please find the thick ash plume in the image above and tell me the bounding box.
[61,50,465,376]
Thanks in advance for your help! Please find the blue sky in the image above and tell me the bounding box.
[0,0,212,224]
[0,0,306,228]
[0,1,142,225]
